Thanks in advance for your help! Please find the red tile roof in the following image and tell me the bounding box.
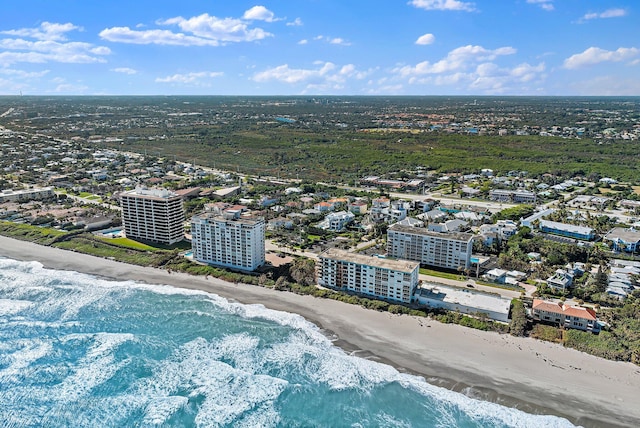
[533,299,597,321]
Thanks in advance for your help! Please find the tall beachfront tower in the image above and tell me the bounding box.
[317,248,419,304]
[120,187,185,245]
[387,224,474,271]
[190,213,265,272]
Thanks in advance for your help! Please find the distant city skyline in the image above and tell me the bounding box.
[1,0,638,96]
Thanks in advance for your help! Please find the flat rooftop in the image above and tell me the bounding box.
[418,283,511,315]
[604,227,640,243]
[389,224,474,242]
[320,248,419,273]
[192,212,264,226]
[121,187,180,201]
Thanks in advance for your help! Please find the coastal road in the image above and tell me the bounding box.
[57,192,121,212]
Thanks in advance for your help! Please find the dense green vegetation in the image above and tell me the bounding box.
[107,131,640,182]
[509,299,527,336]
[0,221,68,245]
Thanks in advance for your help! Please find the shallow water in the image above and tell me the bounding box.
[0,258,576,427]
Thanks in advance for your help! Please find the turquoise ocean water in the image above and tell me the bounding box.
[0,258,576,427]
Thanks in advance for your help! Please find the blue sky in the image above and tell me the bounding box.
[1,0,638,96]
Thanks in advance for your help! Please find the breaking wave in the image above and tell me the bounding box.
[0,257,577,427]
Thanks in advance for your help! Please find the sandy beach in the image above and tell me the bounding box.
[1,235,638,428]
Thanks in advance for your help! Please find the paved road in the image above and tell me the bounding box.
[57,192,121,211]
[265,239,319,260]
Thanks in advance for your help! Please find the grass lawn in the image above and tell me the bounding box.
[101,237,160,251]
[419,268,463,281]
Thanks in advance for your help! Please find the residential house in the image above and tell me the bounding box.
[532,299,600,333]
[318,210,355,232]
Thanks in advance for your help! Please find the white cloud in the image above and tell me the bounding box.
[329,37,350,46]
[0,68,49,78]
[470,62,545,91]
[526,0,554,12]
[155,71,224,84]
[252,62,371,89]
[415,33,435,45]
[410,0,476,12]
[287,18,303,27]
[100,12,272,46]
[52,83,89,94]
[111,67,137,75]
[0,22,109,66]
[99,27,219,46]
[393,44,543,94]
[563,47,640,69]
[0,22,81,41]
[311,35,351,46]
[253,62,336,84]
[298,39,308,45]
[160,14,271,42]
[0,39,110,66]
[394,45,516,76]
[243,6,278,22]
[579,8,627,22]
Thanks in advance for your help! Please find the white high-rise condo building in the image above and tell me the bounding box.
[120,187,185,245]
[387,224,474,271]
[318,248,419,303]
[190,213,265,272]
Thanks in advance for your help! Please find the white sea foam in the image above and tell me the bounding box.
[0,298,33,315]
[397,372,578,428]
[141,396,188,425]
[0,338,53,382]
[53,332,135,402]
[124,336,287,427]
[0,256,579,427]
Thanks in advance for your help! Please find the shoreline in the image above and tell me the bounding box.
[1,236,638,427]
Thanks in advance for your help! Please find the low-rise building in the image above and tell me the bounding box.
[489,189,536,204]
[415,284,511,322]
[603,227,640,253]
[317,248,419,304]
[0,187,55,203]
[532,299,600,333]
[539,220,595,241]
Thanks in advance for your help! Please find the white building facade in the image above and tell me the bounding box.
[120,187,185,245]
[387,224,474,270]
[0,187,55,203]
[190,214,265,271]
[318,248,419,303]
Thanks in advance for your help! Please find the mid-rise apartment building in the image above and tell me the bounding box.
[120,187,185,245]
[0,187,55,203]
[387,224,474,270]
[190,213,265,271]
[318,248,419,303]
